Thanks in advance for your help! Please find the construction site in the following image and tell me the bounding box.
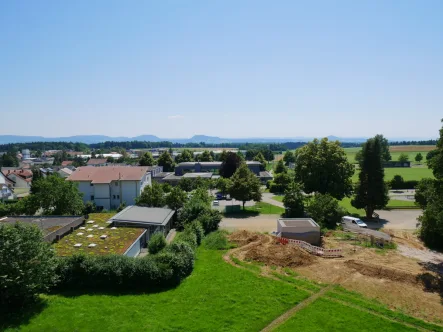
[225,229,443,324]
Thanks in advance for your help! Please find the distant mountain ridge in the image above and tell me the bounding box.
[0,134,433,145]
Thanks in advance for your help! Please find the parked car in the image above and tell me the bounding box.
[216,193,223,200]
[213,200,220,206]
[341,216,368,228]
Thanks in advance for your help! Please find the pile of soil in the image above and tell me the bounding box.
[243,241,316,267]
[345,260,419,285]
[229,230,260,247]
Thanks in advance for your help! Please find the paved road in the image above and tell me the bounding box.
[220,209,422,233]
[261,193,284,208]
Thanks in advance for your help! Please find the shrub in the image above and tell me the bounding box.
[306,194,346,229]
[389,175,418,190]
[148,233,167,254]
[116,202,126,212]
[83,201,97,215]
[187,221,205,245]
[174,228,198,249]
[0,223,58,309]
[196,210,223,235]
[203,230,229,250]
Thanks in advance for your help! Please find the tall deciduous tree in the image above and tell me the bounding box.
[28,175,84,215]
[198,150,213,162]
[157,151,175,172]
[216,177,232,196]
[176,149,194,163]
[306,194,346,229]
[229,164,262,209]
[283,182,305,218]
[375,134,391,162]
[220,152,242,178]
[274,160,287,174]
[139,152,155,166]
[166,186,187,213]
[294,138,354,200]
[351,136,389,218]
[136,182,165,207]
[283,150,296,166]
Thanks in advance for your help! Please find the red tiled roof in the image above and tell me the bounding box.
[2,169,33,182]
[61,161,73,167]
[67,166,149,184]
[87,158,107,165]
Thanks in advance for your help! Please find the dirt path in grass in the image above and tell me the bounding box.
[260,285,335,332]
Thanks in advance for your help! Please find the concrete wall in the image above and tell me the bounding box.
[77,181,94,203]
[124,230,147,257]
[280,231,320,245]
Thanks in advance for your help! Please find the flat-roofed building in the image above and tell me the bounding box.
[277,218,321,245]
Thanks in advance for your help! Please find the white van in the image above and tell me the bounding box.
[341,216,368,228]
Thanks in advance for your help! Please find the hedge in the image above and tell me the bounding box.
[55,226,199,292]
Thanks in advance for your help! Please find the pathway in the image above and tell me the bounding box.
[262,193,284,208]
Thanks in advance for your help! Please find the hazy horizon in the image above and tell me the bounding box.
[1,1,442,138]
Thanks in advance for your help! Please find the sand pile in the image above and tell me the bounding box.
[244,241,316,267]
[228,230,260,247]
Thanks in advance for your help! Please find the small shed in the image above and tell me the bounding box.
[109,206,175,241]
[277,218,321,245]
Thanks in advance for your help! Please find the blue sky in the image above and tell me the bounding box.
[1,0,442,139]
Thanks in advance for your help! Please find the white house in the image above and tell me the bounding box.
[67,166,161,210]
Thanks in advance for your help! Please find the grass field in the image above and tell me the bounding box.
[245,201,285,215]
[351,166,434,182]
[275,297,417,332]
[5,248,309,332]
[5,242,442,331]
[338,197,418,216]
[344,145,435,164]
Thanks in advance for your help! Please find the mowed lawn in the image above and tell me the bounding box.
[275,298,417,332]
[9,248,309,332]
[246,201,285,215]
[338,197,418,216]
[351,166,434,182]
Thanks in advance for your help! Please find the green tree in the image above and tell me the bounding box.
[306,194,346,229]
[274,160,287,174]
[0,223,58,309]
[0,152,19,167]
[28,175,84,215]
[351,136,389,218]
[176,149,194,163]
[34,150,42,158]
[106,156,115,163]
[398,153,409,163]
[269,172,292,193]
[166,186,188,213]
[283,150,296,165]
[139,152,155,166]
[220,152,243,178]
[216,177,232,196]
[219,150,228,162]
[416,120,443,249]
[198,150,213,162]
[415,153,423,163]
[178,177,194,192]
[375,134,391,162]
[162,182,172,193]
[426,149,438,162]
[157,151,175,172]
[282,182,305,218]
[136,182,165,207]
[253,152,266,170]
[229,163,262,209]
[294,138,354,200]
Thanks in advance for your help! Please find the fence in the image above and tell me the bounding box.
[276,236,342,258]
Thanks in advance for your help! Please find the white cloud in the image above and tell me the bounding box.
[167,115,184,120]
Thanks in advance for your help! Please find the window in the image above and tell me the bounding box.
[115,182,118,186]
[117,195,120,199]
[90,195,94,200]
[90,183,94,187]
[113,195,116,199]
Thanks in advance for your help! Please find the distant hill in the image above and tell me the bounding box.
[0,134,432,145]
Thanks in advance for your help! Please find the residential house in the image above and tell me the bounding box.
[58,167,73,178]
[1,169,33,188]
[67,166,157,210]
[61,160,73,167]
[87,158,108,167]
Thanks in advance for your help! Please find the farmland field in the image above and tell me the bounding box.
[344,145,435,164]
[351,166,434,182]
